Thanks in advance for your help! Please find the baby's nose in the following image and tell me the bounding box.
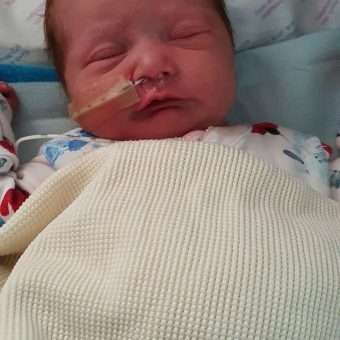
[132,42,178,84]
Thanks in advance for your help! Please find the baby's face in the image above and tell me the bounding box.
[57,0,236,140]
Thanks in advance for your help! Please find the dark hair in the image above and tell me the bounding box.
[44,0,233,92]
[44,0,66,88]
[213,0,234,43]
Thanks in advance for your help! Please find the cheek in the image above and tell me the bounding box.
[209,49,236,111]
[65,63,131,102]
[64,69,83,99]
[213,62,237,112]
[187,52,236,114]
[75,105,128,139]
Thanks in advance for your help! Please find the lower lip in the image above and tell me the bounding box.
[133,101,183,120]
[131,107,177,121]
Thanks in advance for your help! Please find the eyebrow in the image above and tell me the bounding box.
[67,6,214,61]
[68,21,127,61]
[78,21,127,45]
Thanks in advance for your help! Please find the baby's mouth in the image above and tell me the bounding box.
[132,98,182,120]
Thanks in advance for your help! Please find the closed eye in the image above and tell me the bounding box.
[168,21,212,49]
[170,30,207,41]
[89,48,125,63]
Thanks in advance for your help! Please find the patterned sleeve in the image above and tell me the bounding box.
[203,123,334,200]
[0,93,60,227]
[0,92,111,227]
[0,93,30,226]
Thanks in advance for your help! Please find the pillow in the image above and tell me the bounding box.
[226,0,340,51]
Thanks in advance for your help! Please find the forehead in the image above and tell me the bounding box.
[53,0,216,31]
[52,0,219,53]
[55,0,214,11]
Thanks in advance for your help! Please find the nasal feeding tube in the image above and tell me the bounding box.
[15,73,170,151]
[68,72,170,122]
[68,75,145,121]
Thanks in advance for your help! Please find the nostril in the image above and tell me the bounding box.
[155,72,171,87]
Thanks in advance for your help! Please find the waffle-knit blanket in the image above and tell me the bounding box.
[0,140,339,339]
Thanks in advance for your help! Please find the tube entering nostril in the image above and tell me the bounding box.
[134,73,171,94]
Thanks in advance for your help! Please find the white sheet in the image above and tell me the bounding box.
[1,0,340,65]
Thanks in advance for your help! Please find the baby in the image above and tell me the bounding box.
[0,0,339,225]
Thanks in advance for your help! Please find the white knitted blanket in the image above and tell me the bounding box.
[0,140,339,339]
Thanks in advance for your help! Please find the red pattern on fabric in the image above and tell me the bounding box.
[321,143,333,156]
[251,122,279,135]
[0,139,15,154]
[0,188,29,217]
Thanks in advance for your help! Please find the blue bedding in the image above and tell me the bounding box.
[0,64,57,83]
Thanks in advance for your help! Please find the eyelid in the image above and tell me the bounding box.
[89,48,124,62]
[170,24,208,40]
[89,46,125,62]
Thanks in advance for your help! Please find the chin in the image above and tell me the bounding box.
[87,108,219,141]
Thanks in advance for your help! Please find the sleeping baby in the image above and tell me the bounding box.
[0,0,339,225]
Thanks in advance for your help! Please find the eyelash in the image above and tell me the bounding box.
[170,27,207,41]
[171,33,200,41]
[89,48,125,63]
